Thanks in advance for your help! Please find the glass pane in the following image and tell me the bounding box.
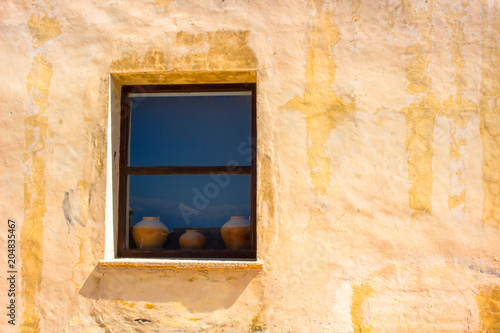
[129,92,252,167]
[127,174,251,250]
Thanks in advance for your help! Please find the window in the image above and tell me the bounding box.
[117,83,256,260]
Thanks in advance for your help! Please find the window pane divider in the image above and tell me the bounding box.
[125,166,251,175]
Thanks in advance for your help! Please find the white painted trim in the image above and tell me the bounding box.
[104,74,114,260]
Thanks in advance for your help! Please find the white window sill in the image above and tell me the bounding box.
[99,258,263,270]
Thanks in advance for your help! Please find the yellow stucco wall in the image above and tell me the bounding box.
[1,0,499,331]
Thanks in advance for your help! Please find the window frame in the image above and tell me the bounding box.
[117,83,257,260]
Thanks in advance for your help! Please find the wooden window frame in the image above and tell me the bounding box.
[117,83,257,260]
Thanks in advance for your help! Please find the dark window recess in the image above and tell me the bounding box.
[118,83,257,259]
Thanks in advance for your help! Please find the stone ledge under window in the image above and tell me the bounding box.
[99,259,263,270]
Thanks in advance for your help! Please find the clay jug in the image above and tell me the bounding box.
[179,230,206,250]
[132,217,169,249]
[221,216,250,250]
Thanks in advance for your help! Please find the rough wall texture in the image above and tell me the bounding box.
[1,0,499,332]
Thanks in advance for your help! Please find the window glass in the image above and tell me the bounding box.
[128,174,251,250]
[119,84,256,259]
[129,93,252,167]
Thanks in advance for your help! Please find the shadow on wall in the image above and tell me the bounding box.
[79,264,261,312]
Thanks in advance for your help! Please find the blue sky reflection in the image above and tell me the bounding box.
[129,93,251,167]
[129,174,251,229]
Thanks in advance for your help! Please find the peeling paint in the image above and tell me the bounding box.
[111,30,257,72]
[144,303,156,310]
[250,309,265,332]
[351,283,374,333]
[399,0,437,214]
[283,0,356,195]
[403,102,437,213]
[93,131,105,176]
[476,285,500,332]
[479,1,500,227]
[115,300,135,308]
[443,0,472,221]
[21,8,61,333]
[395,0,478,217]
[27,14,62,47]
[112,70,257,86]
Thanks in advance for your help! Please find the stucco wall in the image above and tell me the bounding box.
[1,0,500,332]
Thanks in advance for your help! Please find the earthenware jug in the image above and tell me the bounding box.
[179,230,206,250]
[132,217,169,249]
[220,216,250,250]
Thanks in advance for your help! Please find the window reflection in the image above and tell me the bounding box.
[129,93,252,167]
[127,174,251,251]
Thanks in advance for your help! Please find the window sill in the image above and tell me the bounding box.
[99,258,263,270]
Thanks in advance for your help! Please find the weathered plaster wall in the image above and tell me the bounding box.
[1,0,499,331]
